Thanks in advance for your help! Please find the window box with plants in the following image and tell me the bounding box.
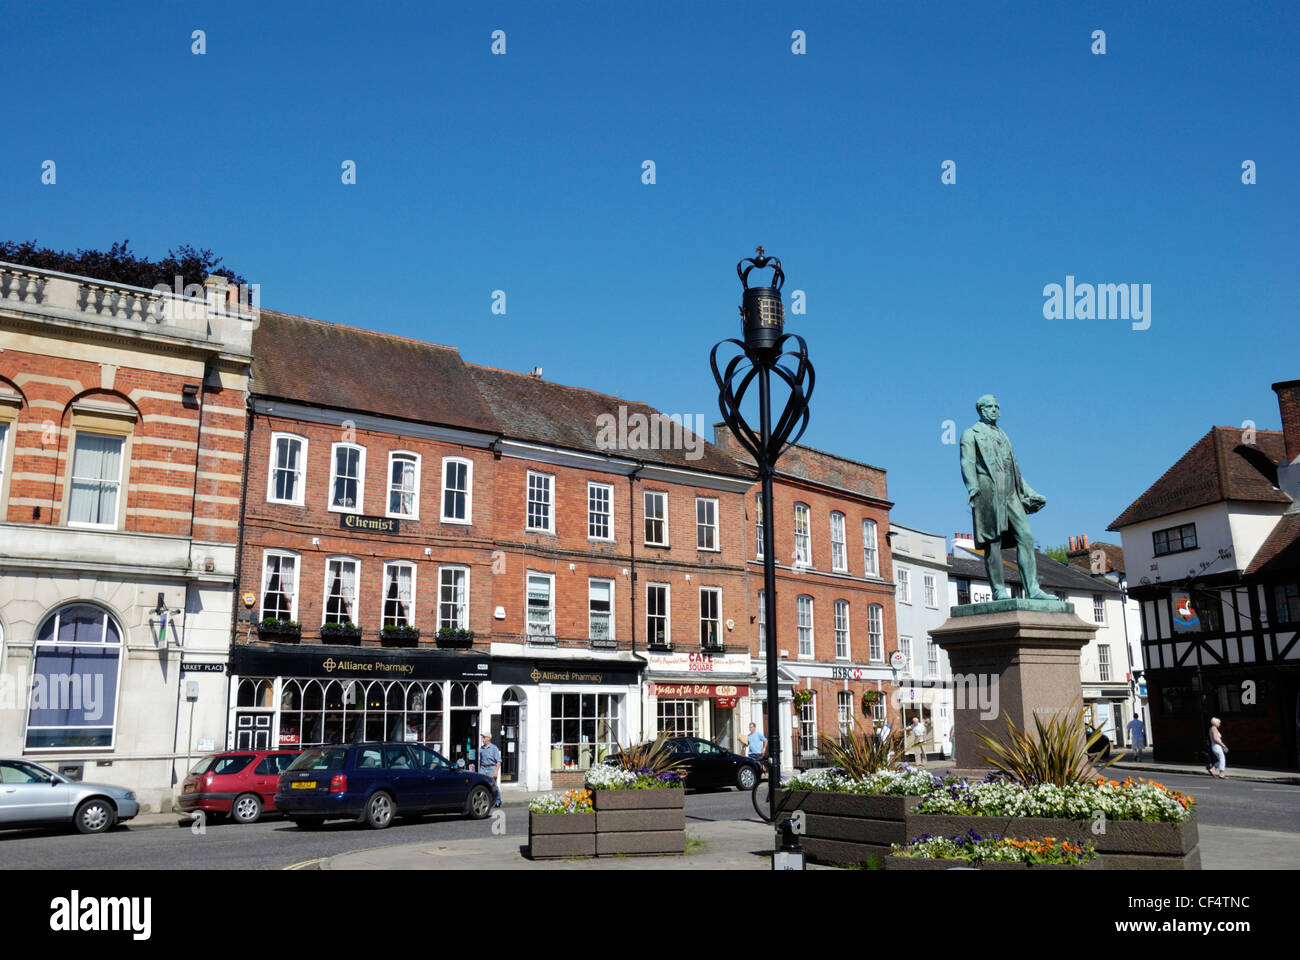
[319,621,362,645]
[527,738,687,860]
[259,618,301,642]
[773,704,1200,869]
[435,627,475,649]
[380,624,420,647]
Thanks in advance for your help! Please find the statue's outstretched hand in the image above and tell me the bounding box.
[1023,491,1046,514]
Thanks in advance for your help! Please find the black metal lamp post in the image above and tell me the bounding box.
[711,247,815,827]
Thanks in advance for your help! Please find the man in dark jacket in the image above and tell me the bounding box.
[960,395,1052,600]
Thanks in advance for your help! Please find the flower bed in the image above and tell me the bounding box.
[527,771,686,860]
[776,773,1200,870]
[887,830,1100,870]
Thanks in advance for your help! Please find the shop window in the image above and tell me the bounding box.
[550,693,621,770]
[656,698,698,737]
[25,604,122,749]
[837,691,854,737]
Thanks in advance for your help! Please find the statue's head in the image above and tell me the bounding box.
[975,394,1000,424]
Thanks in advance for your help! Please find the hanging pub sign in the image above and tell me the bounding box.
[1171,590,1201,633]
[340,514,401,534]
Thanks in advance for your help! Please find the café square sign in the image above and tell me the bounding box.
[646,651,746,673]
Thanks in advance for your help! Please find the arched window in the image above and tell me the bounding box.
[26,604,122,749]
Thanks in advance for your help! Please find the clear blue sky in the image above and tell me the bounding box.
[5,1,1297,551]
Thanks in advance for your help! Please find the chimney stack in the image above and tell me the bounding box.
[1273,380,1300,464]
[1082,534,1090,549]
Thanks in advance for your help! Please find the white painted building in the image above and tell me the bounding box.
[889,522,953,757]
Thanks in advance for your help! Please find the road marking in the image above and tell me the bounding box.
[283,858,325,871]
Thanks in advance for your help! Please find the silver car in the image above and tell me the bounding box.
[0,759,139,834]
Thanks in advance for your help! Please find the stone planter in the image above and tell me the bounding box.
[774,790,1200,870]
[529,788,686,859]
[528,812,595,859]
[887,856,1102,871]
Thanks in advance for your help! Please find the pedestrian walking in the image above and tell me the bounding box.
[1207,717,1228,779]
[1125,714,1147,761]
[479,732,503,805]
[744,722,767,761]
[908,716,928,767]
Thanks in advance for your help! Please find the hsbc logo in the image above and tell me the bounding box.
[830,666,865,681]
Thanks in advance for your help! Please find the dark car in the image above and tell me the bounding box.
[612,737,762,791]
[275,742,495,829]
[179,750,301,824]
[1085,726,1113,760]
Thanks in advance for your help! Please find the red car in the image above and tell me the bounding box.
[179,750,301,824]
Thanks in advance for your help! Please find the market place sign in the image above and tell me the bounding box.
[648,683,749,699]
[340,513,401,534]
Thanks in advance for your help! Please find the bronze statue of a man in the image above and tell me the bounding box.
[960,394,1052,600]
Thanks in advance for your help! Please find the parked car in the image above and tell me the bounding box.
[179,750,301,824]
[0,759,139,834]
[275,742,496,829]
[1085,725,1113,760]
[610,737,762,791]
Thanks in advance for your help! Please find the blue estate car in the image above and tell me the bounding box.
[275,742,495,829]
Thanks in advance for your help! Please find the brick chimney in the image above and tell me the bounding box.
[1273,380,1300,464]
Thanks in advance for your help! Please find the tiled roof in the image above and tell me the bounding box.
[948,551,1123,593]
[1245,514,1300,575]
[1108,428,1289,530]
[466,364,749,476]
[251,310,498,432]
[1066,541,1126,575]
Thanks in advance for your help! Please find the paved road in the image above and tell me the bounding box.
[0,788,760,870]
[2,774,1296,869]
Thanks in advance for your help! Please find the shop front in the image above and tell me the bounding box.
[227,643,490,768]
[491,656,643,791]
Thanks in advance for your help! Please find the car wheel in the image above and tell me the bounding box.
[364,791,394,829]
[74,798,116,835]
[465,785,492,820]
[737,765,757,791]
[231,793,263,824]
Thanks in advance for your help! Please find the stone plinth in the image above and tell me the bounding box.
[929,602,1098,769]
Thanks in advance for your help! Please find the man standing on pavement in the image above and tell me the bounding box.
[479,732,502,807]
[745,722,767,761]
[1126,714,1147,761]
[908,716,928,767]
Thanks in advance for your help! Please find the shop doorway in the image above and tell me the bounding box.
[449,682,481,771]
[499,689,521,783]
[711,701,737,752]
[234,713,272,750]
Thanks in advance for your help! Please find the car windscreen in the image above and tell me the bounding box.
[286,748,349,772]
[210,755,256,776]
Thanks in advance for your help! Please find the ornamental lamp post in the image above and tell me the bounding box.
[711,247,815,837]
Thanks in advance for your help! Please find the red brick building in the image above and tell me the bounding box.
[712,428,902,765]
[231,311,754,790]
[0,265,252,810]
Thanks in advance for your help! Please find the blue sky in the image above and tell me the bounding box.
[5,1,1297,551]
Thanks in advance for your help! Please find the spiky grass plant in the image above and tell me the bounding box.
[610,733,688,779]
[973,700,1124,786]
[819,727,910,779]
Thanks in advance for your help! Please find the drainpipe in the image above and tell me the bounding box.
[628,463,645,742]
